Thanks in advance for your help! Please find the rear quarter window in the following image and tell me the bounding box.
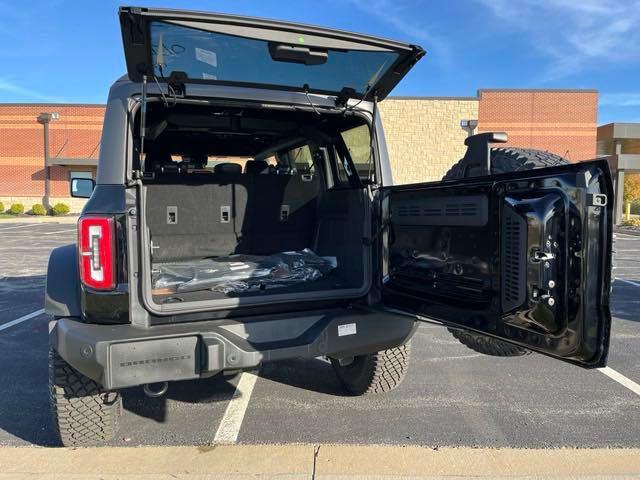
[341,125,373,182]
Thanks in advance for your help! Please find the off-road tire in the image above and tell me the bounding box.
[443,147,568,179]
[443,147,569,357]
[331,342,411,395]
[49,348,122,446]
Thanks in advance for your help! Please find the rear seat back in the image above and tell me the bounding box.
[146,173,249,262]
[248,173,321,254]
[146,170,322,262]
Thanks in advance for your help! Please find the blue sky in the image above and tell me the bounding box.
[1,0,638,124]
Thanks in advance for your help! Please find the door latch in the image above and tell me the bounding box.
[587,193,607,207]
[531,250,555,263]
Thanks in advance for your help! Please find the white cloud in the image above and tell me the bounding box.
[475,0,640,81]
[347,0,431,42]
[0,79,65,103]
[346,0,452,67]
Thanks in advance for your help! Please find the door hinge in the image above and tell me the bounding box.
[335,87,357,108]
[168,71,188,97]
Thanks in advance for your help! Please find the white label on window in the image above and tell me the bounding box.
[195,47,217,67]
[202,73,217,80]
[338,323,357,337]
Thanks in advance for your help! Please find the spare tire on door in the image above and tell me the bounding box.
[443,147,569,357]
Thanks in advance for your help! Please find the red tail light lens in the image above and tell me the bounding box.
[78,216,115,290]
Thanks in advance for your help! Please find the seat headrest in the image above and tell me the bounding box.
[148,151,182,175]
[214,162,243,174]
[146,150,173,167]
[183,154,208,169]
[244,160,270,175]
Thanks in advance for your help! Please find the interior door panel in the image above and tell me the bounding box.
[382,160,613,368]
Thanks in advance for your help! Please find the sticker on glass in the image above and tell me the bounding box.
[195,47,218,67]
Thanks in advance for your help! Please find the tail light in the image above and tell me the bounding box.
[78,216,116,290]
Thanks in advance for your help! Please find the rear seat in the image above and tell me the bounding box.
[248,173,320,255]
[146,166,322,262]
[145,172,250,261]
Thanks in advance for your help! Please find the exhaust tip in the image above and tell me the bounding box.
[143,382,169,398]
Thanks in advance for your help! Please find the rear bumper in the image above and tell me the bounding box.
[51,307,417,390]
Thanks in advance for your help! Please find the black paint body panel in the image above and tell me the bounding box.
[51,306,416,389]
[383,160,613,368]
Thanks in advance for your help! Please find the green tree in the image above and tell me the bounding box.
[624,174,640,220]
[624,174,640,205]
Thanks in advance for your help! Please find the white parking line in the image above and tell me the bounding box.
[0,224,39,231]
[599,367,640,396]
[214,372,258,444]
[617,278,640,288]
[0,309,45,332]
[40,230,76,236]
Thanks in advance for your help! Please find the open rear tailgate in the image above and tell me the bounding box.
[119,6,424,100]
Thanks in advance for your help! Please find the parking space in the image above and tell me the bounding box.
[0,222,639,447]
[0,223,75,323]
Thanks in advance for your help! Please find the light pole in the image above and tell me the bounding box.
[37,112,60,210]
[460,119,478,137]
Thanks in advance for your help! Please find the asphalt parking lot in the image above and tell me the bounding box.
[0,222,639,448]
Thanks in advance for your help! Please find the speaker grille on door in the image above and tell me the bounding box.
[501,204,527,312]
[445,203,478,217]
[397,205,421,217]
[393,195,488,226]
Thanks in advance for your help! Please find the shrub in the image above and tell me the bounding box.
[8,203,24,215]
[31,204,46,216]
[621,218,640,228]
[51,202,70,216]
[0,201,4,213]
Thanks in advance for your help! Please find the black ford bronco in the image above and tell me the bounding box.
[46,6,613,446]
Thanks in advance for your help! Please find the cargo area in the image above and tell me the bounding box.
[135,101,373,310]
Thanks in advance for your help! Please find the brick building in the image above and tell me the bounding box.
[380,89,598,185]
[477,90,598,162]
[0,104,104,212]
[378,97,479,184]
[0,89,598,213]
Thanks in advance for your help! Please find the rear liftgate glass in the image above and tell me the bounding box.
[382,161,613,368]
[119,6,424,100]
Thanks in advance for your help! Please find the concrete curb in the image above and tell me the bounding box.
[0,445,638,479]
[615,227,640,237]
[0,216,79,224]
